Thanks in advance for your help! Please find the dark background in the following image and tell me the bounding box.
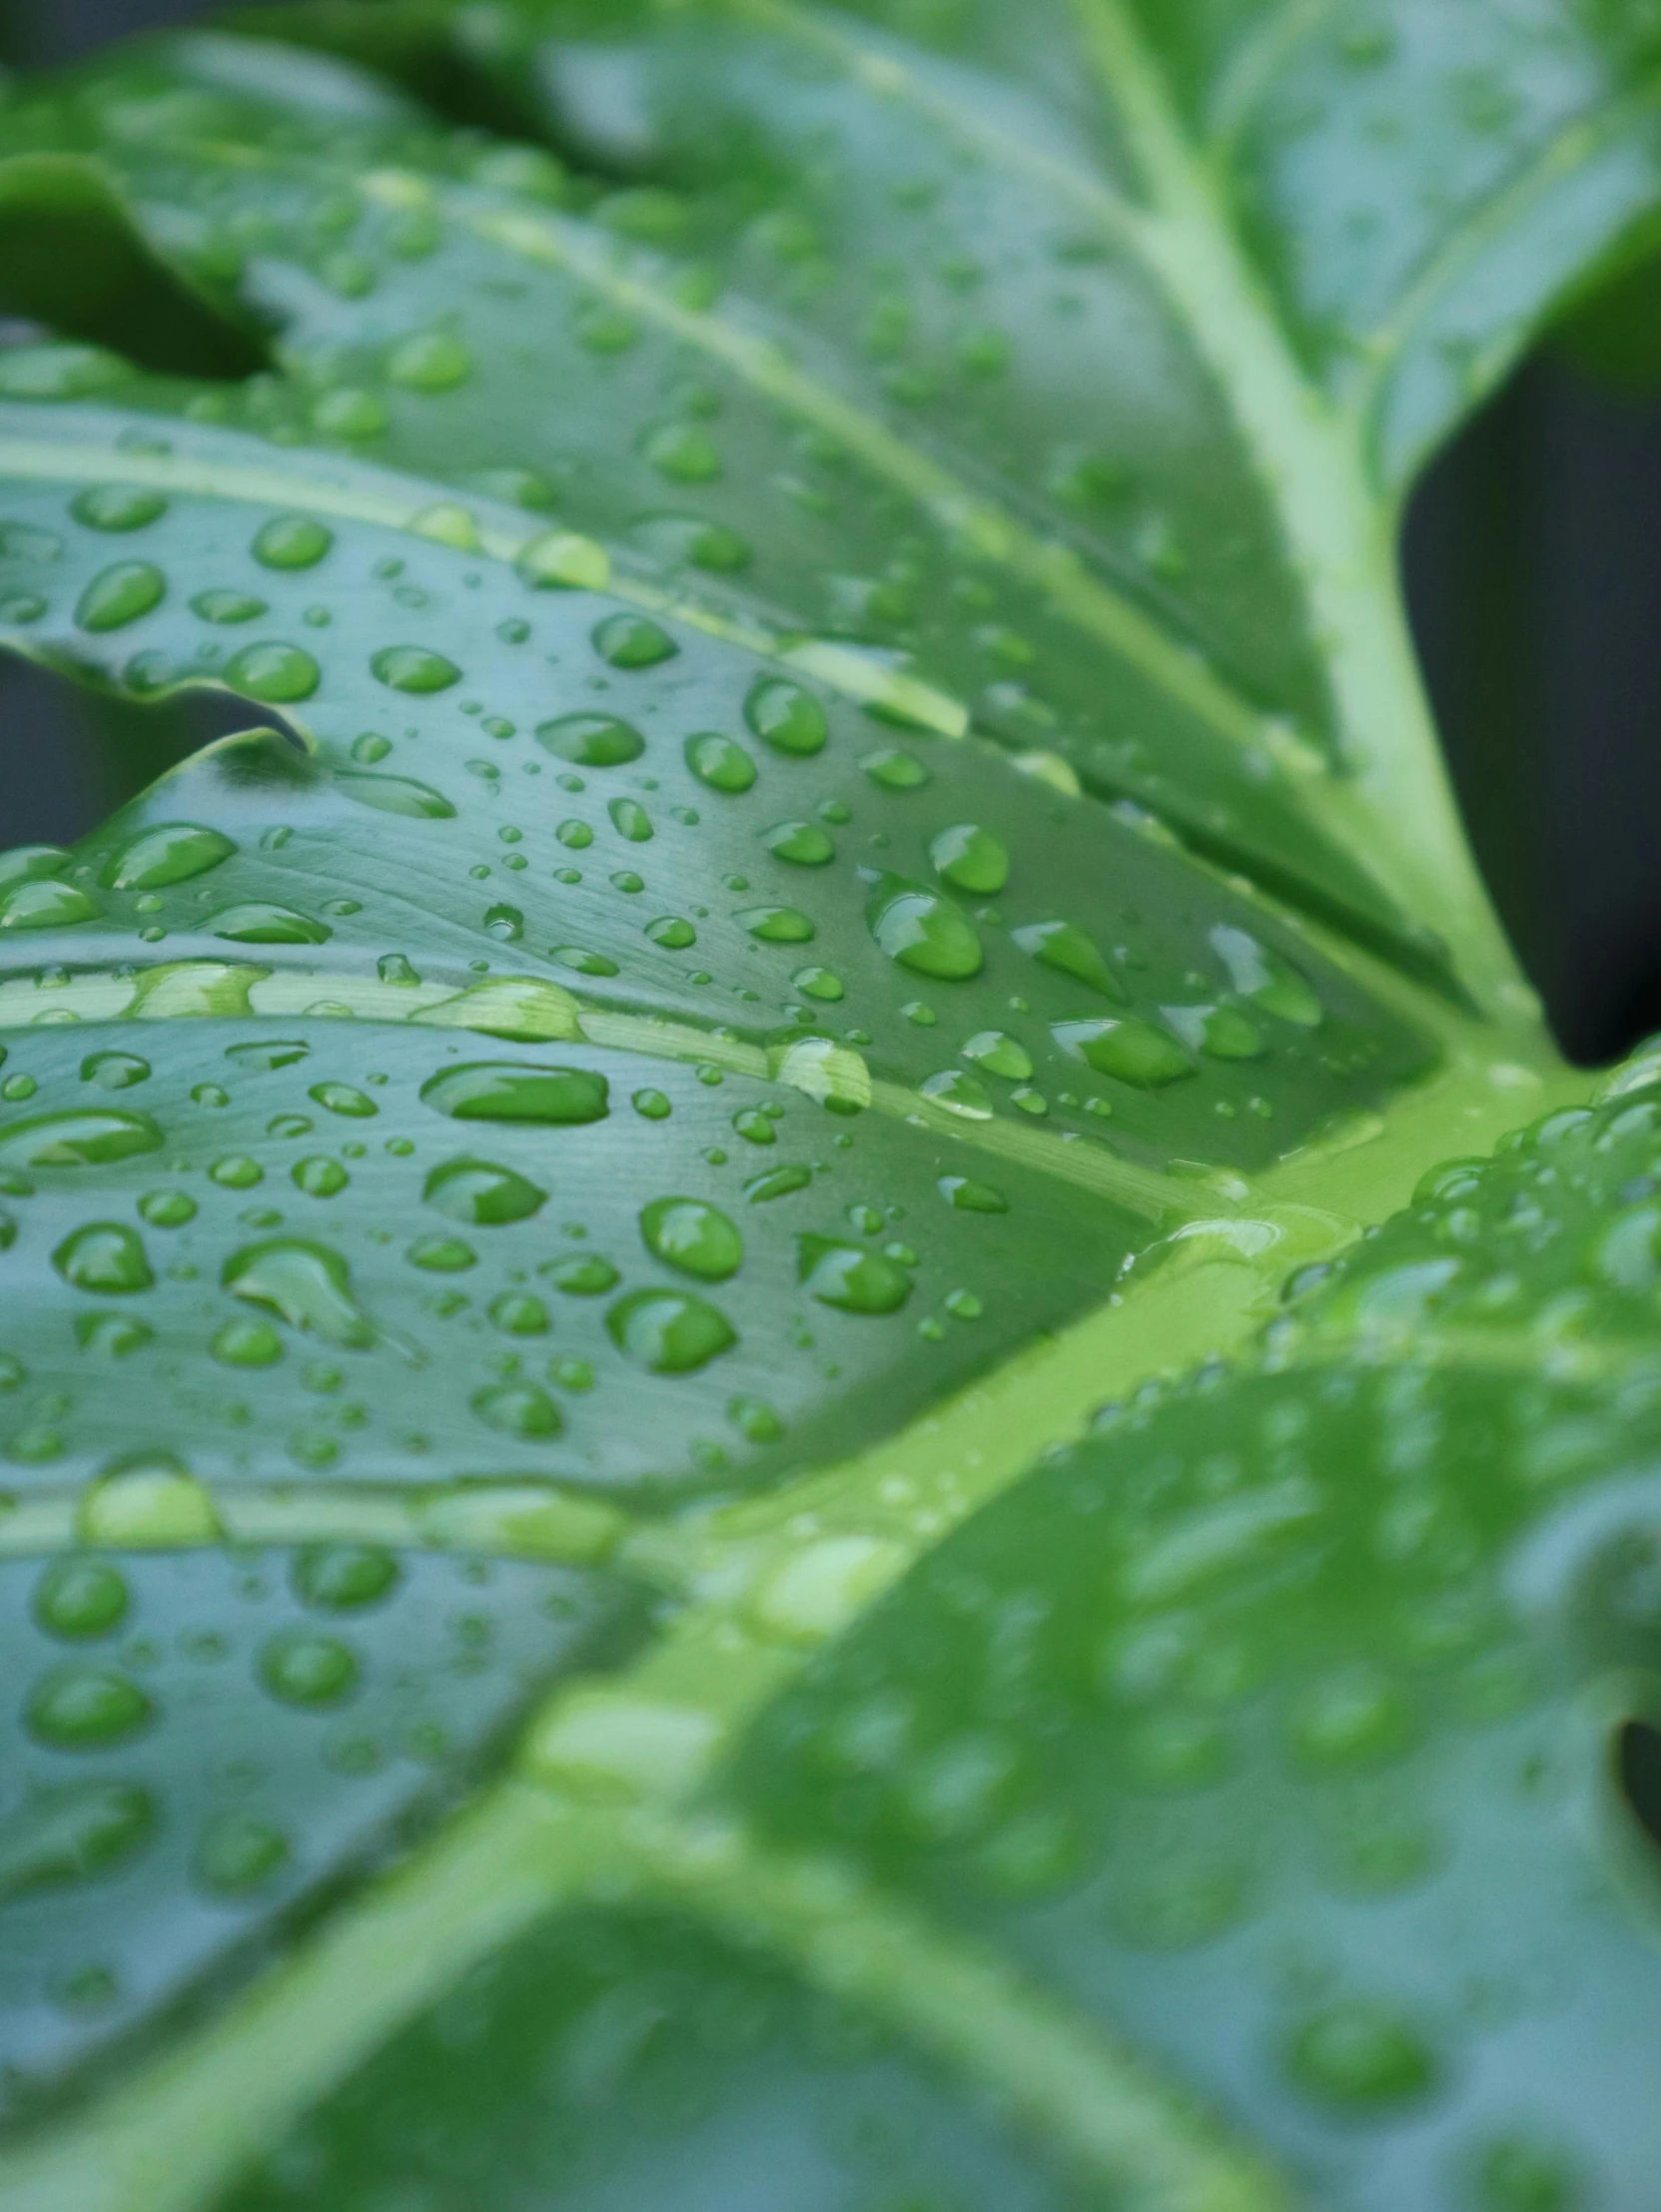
[4,0,1661,1068]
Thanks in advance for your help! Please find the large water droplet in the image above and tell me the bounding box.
[223,1240,378,1349]
[537,714,645,768]
[867,877,982,979]
[797,1234,912,1313]
[685,731,756,792]
[75,561,165,632]
[336,772,455,819]
[471,1382,562,1438]
[1013,920,1124,999]
[609,797,653,843]
[28,1665,152,1748]
[1282,2002,1437,2111]
[607,1288,735,1372]
[0,878,97,929]
[930,824,1009,894]
[736,905,815,943]
[420,1064,609,1124]
[253,514,334,569]
[424,1157,546,1224]
[962,1031,1033,1080]
[72,484,166,531]
[371,645,461,693]
[1210,925,1322,1027]
[0,1781,153,1901]
[294,1543,400,1610]
[0,1109,161,1167]
[224,642,322,703]
[211,903,331,944]
[747,680,827,757]
[1164,1004,1265,1060]
[102,823,236,891]
[640,1196,743,1281]
[54,1223,153,1293]
[920,1069,994,1118]
[593,614,677,669]
[863,747,929,789]
[34,1560,129,1641]
[1052,1018,1192,1088]
[259,1631,358,1708]
[764,820,834,866]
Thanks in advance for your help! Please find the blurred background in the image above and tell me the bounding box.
[3,0,1660,1067]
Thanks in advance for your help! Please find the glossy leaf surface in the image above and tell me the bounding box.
[0,5,1657,2210]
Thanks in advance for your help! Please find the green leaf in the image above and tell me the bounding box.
[0,3,1656,2208]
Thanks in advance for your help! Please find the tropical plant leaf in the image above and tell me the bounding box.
[0,3,1656,2209]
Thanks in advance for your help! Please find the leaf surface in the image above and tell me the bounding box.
[0,4,1657,2210]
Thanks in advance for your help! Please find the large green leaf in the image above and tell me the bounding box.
[0,3,1656,2208]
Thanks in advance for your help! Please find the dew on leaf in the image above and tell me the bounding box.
[537,714,645,768]
[294,1543,400,1610]
[79,1052,152,1095]
[1013,919,1124,998]
[192,589,267,624]
[387,330,472,390]
[71,485,167,532]
[593,614,678,669]
[920,1069,994,1118]
[423,1157,546,1224]
[195,1811,291,1896]
[223,1239,377,1349]
[420,1064,609,1124]
[260,1630,358,1709]
[28,1665,153,1749]
[737,905,815,943]
[930,823,1009,894]
[866,877,982,979]
[224,642,322,702]
[0,878,98,929]
[543,1252,620,1295]
[764,820,835,865]
[1283,2002,1438,2111]
[471,1382,562,1437]
[54,1222,153,1294]
[75,561,166,632]
[685,731,756,792]
[640,1196,743,1281]
[34,1560,130,1641]
[747,680,827,757]
[962,1031,1033,1080]
[252,514,333,569]
[212,1319,284,1367]
[0,1782,153,1901]
[607,1287,736,1372]
[609,797,653,842]
[794,966,845,1001]
[371,645,461,694]
[863,746,930,789]
[103,823,236,891]
[139,1188,196,1227]
[1053,1017,1192,1088]
[939,1174,1010,1212]
[797,1234,912,1313]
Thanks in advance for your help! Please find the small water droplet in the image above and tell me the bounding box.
[1052,1017,1191,1088]
[224,642,322,703]
[76,561,165,632]
[747,680,827,757]
[867,877,981,979]
[34,1560,129,1641]
[537,713,645,768]
[260,1630,358,1708]
[797,1234,912,1313]
[423,1157,546,1225]
[223,1240,378,1349]
[737,905,815,943]
[103,822,236,891]
[920,1069,994,1118]
[471,1382,563,1437]
[1283,2002,1437,2111]
[294,1543,400,1610]
[28,1664,152,1748]
[862,746,930,789]
[607,1287,735,1372]
[764,820,834,866]
[252,514,334,569]
[71,484,167,532]
[195,1811,291,1896]
[54,1222,153,1293]
[0,1108,161,1167]
[1013,920,1125,999]
[420,1064,609,1124]
[371,645,461,694]
[939,1174,1009,1212]
[543,1252,619,1294]
[962,1030,1033,1080]
[685,731,756,792]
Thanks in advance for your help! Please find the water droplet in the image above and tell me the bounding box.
[1283,2002,1437,2111]
[471,1382,562,1437]
[684,730,756,792]
[1052,1017,1191,1088]
[489,1292,549,1335]
[607,1287,735,1372]
[609,796,653,843]
[553,946,619,977]
[210,1154,263,1189]
[28,1665,152,1748]
[747,679,827,757]
[213,1319,284,1366]
[867,877,982,979]
[75,561,165,632]
[631,1088,672,1119]
[737,905,815,943]
[641,1196,743,1281]
[388,329,472,389]
[633,514,751,571]
[54,1223,153,1293]
[138,1188,196,1227]
[252,514,333,569]
[641,420,722,481]
[1469,2137,1584,2212]
[71,484,166,531]
[939,1174,1009,1212]
[0,1109,162,1167]
[764,820,834,866]
[195,1811,290,1896]
[920,1069,994,1118]
[544,1252,619,1294]
[291,1157,348,1198]
[0,878,98,929]
[80,1456,221,1545]
[34,1560,129,1641]
[102,823,235,891]
[421,1064,609,1124]
[223,1240,377,1349]
[1013,920,1125,999]
[645,915,696,950]
[79,1052,150,1091]
[745,1162,814,1202]
[797,1233,912,1313]
[336,771,454,818]
[192,589,267,624]
[422,1157,546,1226]
[371,645,460,693]
[1165,1004,1265,1060]
[0,343,131,400]
[930,824,1009,894]
[593,614,677,669]
[408,1236,474,1272]
[260,1631,358,1709]
[862,747,930,789]
[295,1543,400,1610]
[0,1781,153,1901]
[1210,925,1322,1026]
[308,1083,377,1119]
[962,1030,1033,1080]
[537,713,645,768]
[793,966,845,1001]
[224,642,322,703]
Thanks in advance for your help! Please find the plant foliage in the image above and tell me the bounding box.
[0,2,1658,2206]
